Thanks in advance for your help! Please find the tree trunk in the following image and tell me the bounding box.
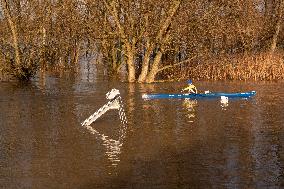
[74,43,80,65]
[125,44,136,82]
[111,46,118,71]
[40,26,47,69]
[104,0,136,82]
[156,0,181,42]
[1,0,21,67]
[271,0,284,53]
[138,42,153,83]
[140,0,181,83]
[104,0,180,83]
[145,50,163,83]
[138,49,152,83]
[138,15,152,83]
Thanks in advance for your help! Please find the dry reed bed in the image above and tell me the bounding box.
[168,53,284,81]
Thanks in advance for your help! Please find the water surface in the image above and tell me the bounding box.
[0,66,283,188]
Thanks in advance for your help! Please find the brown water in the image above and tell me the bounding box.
[0,65,284,188]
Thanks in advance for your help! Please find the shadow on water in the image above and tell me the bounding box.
[0,62,284,188]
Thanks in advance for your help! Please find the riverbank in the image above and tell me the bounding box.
[1,52,284,82]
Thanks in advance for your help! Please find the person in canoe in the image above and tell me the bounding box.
[181,80,197,94]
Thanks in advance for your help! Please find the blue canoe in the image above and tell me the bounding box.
[142,91,256,99]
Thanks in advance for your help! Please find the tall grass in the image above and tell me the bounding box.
[165,52,284,81]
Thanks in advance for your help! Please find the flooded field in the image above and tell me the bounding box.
[0,64,283,188]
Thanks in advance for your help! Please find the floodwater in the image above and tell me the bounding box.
[0,64,284,189]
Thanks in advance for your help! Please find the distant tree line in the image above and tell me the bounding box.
[0,0,284,82]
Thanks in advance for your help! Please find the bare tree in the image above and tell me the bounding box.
[1,0,284,81]
[102,0,181,83]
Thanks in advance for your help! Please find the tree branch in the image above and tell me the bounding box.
[156,0,181,43]
[156,55,197,73]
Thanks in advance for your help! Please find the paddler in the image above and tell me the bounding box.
[181,80,197,94]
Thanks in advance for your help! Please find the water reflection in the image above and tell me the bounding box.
[1,75,284,188]
[220,96,229,110]
[250,98,282,188]
[84,125,124,169]
[82,95,128,171]
[183,99,197,122]
[126,83,136,123]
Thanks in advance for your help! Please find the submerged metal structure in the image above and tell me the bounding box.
[81,89,128,167]
[81,88,127,127]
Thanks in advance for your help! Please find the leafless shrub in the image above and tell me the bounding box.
[0,0,284,82]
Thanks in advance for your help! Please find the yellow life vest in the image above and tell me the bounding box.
[183,84,197,93]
